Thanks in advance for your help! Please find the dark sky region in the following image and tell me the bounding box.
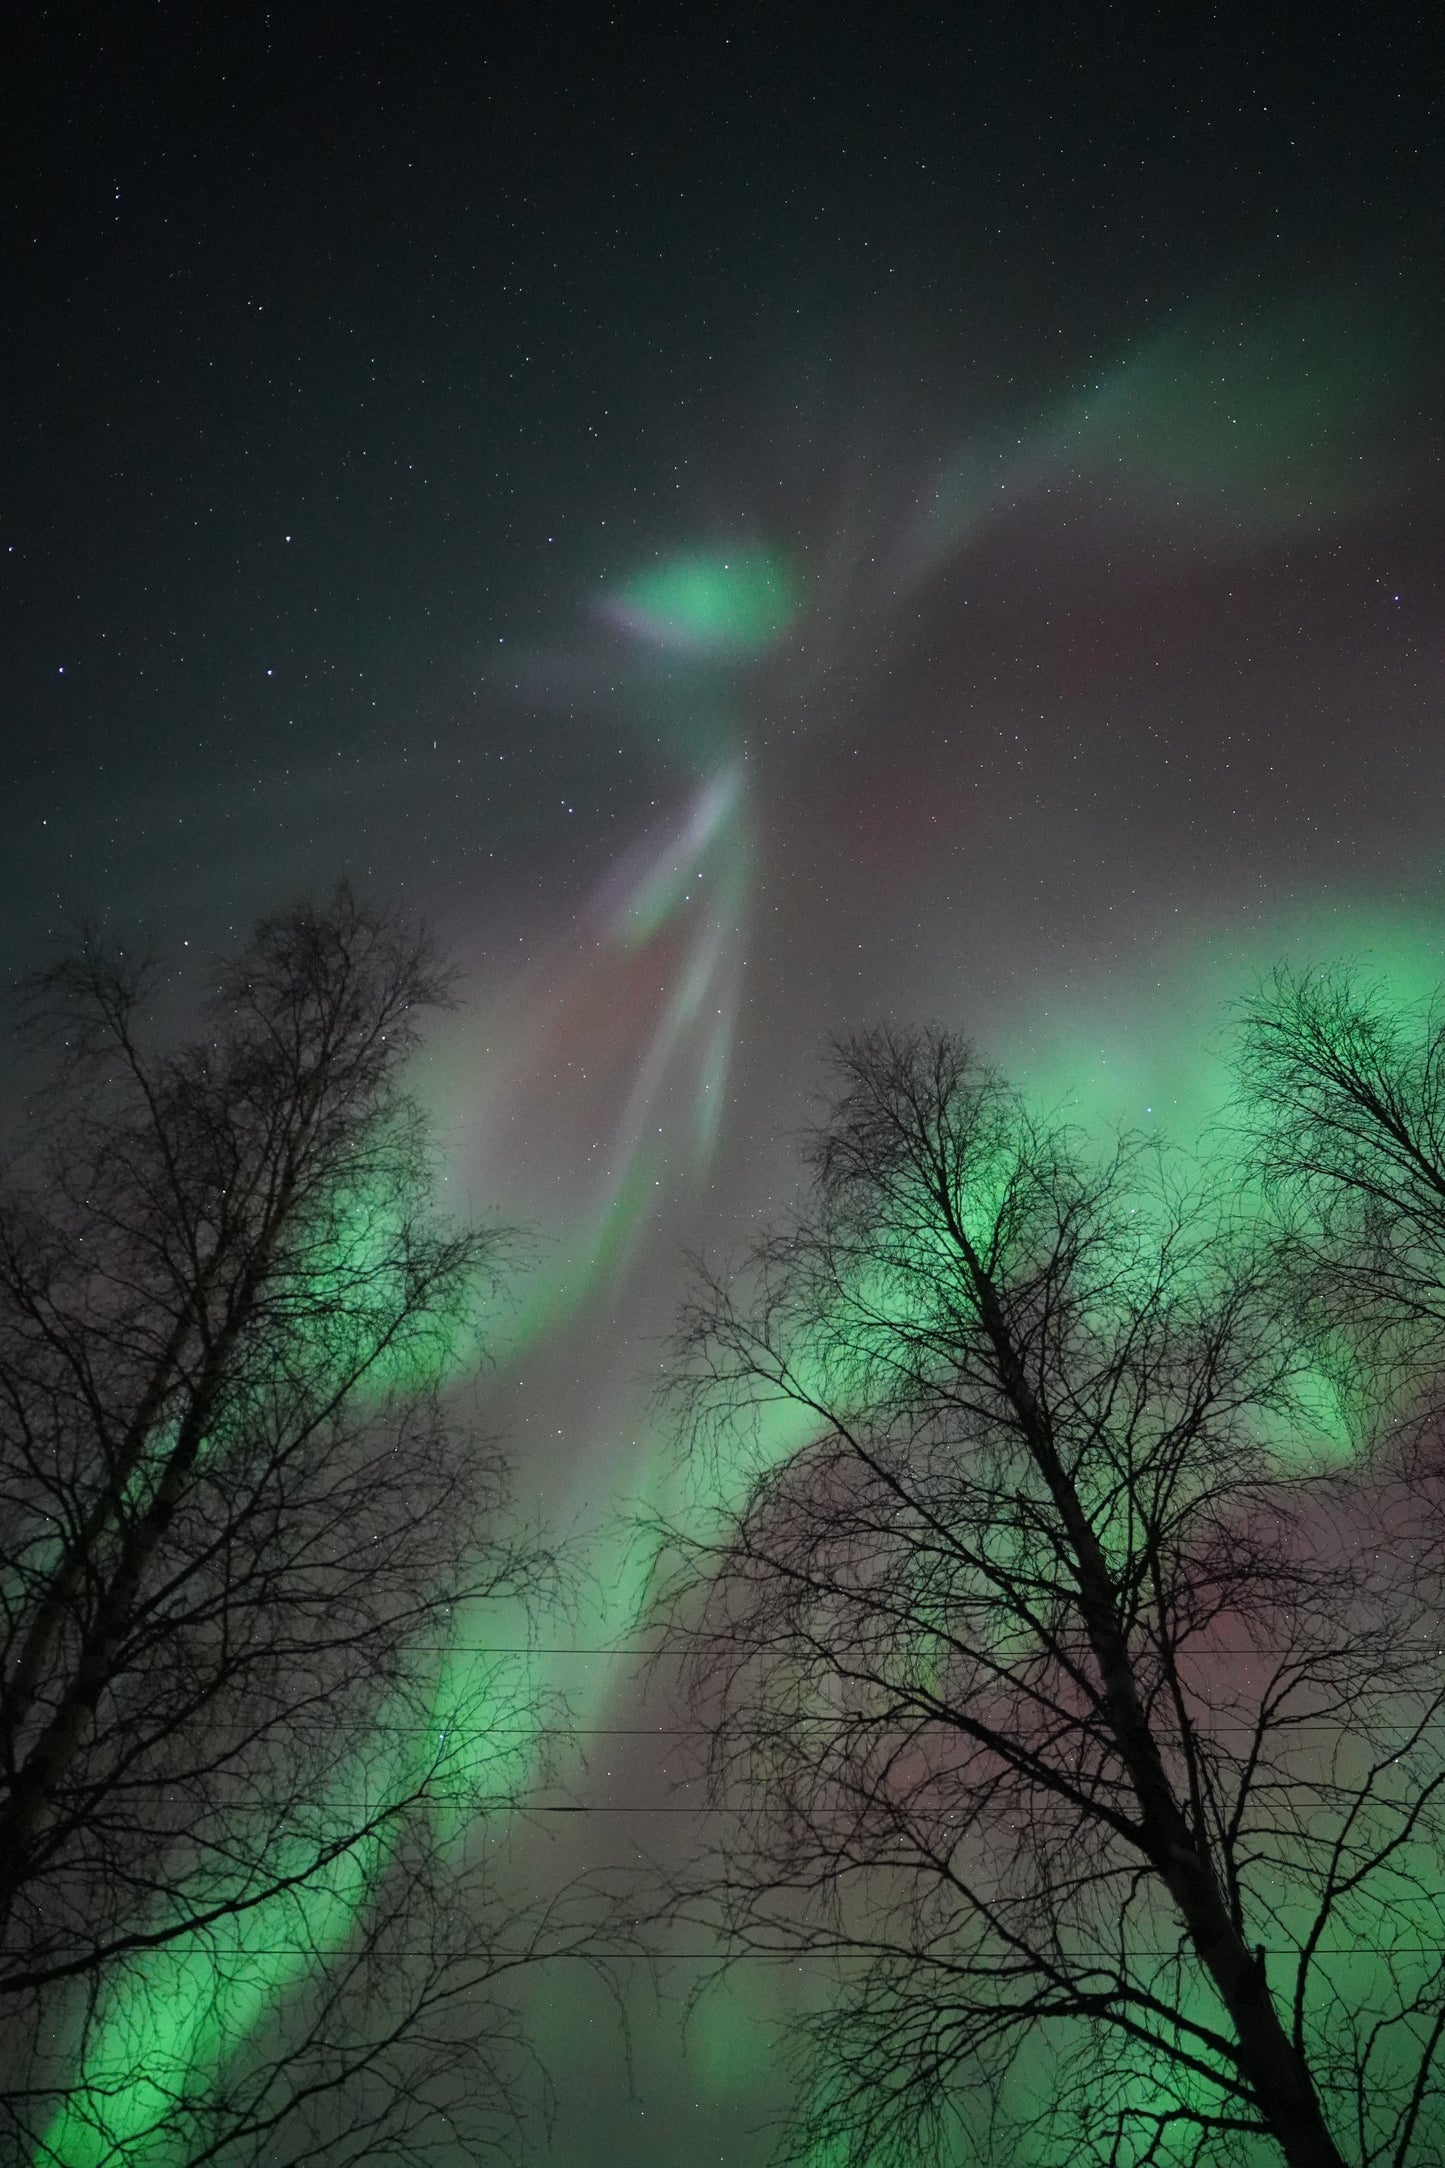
[4,7,1444,2164]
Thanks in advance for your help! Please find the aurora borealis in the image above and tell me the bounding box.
[4,7,1445,2163]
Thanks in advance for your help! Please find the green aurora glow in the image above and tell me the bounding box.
[57,896,1445,2155]
[40,311,1445,2145]
[612,549,797,655]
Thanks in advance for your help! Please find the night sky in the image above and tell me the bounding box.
[5,8,1445,2163]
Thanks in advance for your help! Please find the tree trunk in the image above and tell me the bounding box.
[963,1246,1349,2168]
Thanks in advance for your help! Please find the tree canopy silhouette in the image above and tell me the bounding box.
[657,1022,1445,2168]
[0,889,557,2167]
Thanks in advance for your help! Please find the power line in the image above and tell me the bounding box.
[39,1947,1445,1962]
[365,1643,1445,1657]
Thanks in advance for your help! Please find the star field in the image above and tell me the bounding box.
[3,8,1444,2163]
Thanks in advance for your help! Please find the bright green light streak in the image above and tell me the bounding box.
[998,900,1445,1464]
[33,1181,552,2159]
[613,548,797,654]
[36,1614,538,2165]
[36,1740,409,2167]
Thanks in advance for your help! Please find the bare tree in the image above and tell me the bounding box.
[654,1026,1445,2168]
[0,889,562,2165]
[1234,966,1445,1428]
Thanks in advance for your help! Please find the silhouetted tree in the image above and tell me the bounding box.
[656,1026,1445,2168]
[0,890,561,2165]
[1235,965,1445,1428]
